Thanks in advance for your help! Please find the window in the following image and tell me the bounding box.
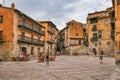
[90,17,98,24]
[117,0,120,5]
[104,20,109,25]
[0,16,3,23]
[79,40,81,45]
[76,33,78,36]
[92,25,97,31]
[98,31,102,38]
[0,31,3,40]
[93,33,97,39]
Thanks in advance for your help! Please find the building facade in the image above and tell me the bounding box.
[0,3,45,61]
[111,0,120,64]
[39,21,58,56]
[87,8,114,56]
[59,20,85,55]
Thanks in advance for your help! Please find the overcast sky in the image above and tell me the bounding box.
[0,0,112,30]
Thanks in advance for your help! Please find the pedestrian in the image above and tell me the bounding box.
[99,50,104,64]
[46,53,49,66]
[86,50,90,57]
[93,48,97,56]
[94,50,97,56]
[46,47,49,66]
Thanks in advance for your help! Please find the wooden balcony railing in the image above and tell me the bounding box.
[18,35,44,46]
[47,38,55,43]
[18,20,45,36]
[48,28,55,34]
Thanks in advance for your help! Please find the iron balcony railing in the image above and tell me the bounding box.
[18,35,44,46]
[18,20,45,36]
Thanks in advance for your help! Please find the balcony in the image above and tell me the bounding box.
[18,20,45,36]
[47,38,55,44]
[47,28,55,34]
[90,38,98,42]
[18,35,44,46]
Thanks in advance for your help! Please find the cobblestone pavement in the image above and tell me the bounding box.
[0,55,120,80]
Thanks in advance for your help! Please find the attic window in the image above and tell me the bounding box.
[90,17,98,24]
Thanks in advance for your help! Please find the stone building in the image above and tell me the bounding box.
[58,20,85,55]
[39,21,59,56]
[111,0,120,64]
[0,3,45,61]
[87,8,114,56]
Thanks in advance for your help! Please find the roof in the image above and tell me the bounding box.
[39,21,59,31]
[59,20,83,34]
[88,7,112,15]
[88,10,108,15]
[66,20,82,25]
[0,5,45,28]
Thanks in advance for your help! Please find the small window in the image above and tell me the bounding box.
[0,16,3,23]
[98,31,102,38]
[104,20,109,25]
[117,0,120,5]
[76,33,78,36]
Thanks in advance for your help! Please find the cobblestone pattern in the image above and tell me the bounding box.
[0,56,120,80]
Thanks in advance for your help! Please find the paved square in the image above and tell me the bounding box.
[0,56,120,80]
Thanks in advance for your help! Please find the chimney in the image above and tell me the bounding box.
[11,3,15,9]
